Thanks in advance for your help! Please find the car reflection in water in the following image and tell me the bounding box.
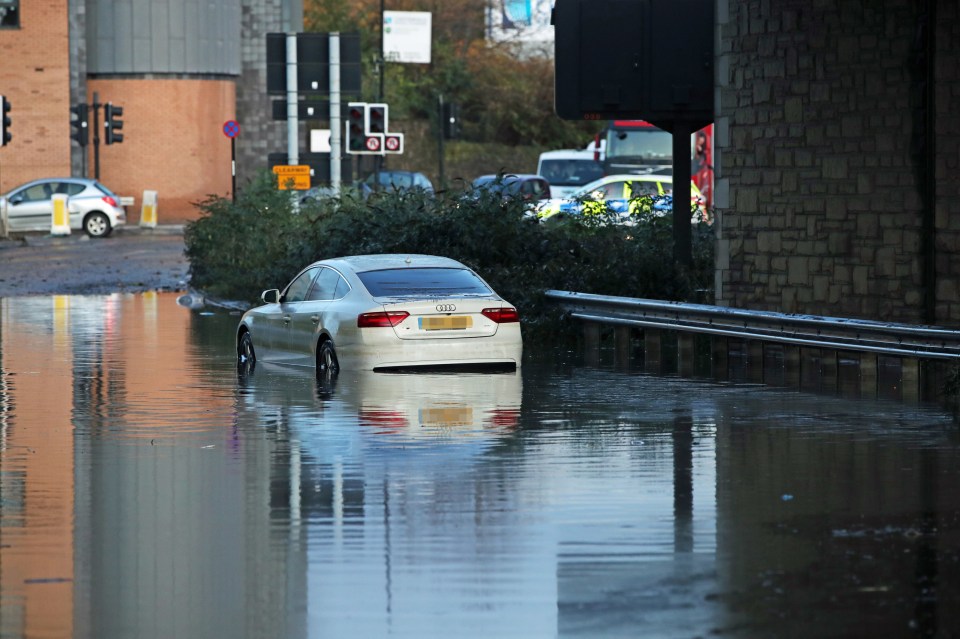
[236,359,523,462]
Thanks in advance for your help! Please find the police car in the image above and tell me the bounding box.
[535,173,705,224]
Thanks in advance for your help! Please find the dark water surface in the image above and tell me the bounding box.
[2,292,959,639]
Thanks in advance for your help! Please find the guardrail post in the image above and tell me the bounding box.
[711,336,728,381]
[584,321,601,367]
[644,329,662,374]
[614,325,632,370]
[860,353,878,399]
[784,345,801,389]
[902,357,920,403]
[678,333,695,377]
[749,341,764,384]
[822,349,838,394]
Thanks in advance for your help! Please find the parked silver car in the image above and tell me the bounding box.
[0,177,126,237]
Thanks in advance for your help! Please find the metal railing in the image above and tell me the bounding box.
[545,290,960,361]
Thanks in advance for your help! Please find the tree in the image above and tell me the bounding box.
[304,0,599,148]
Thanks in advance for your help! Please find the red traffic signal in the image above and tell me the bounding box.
[347,103,367,152]
[366,103,387,135]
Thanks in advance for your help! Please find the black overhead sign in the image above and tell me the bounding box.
[266,32,362,96]
[552,0,714,132]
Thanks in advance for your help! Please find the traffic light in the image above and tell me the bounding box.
[442,102,461,140]
[347,103,367,153]
[367,104,387,135]
[70,103,89,147]
[1,95,11,147]
[104,102,124,145]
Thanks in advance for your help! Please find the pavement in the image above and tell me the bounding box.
[0,223,193,297]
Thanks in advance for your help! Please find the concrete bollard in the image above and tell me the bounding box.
[51,193,71,236]
[140,190,158,228]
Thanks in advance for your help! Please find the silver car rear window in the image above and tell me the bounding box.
[357,268,492,297]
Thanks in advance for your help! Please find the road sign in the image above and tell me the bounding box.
[365,136,382,152]
[384,133,404,154]
[223,120,240,138]
[272,164,311,190]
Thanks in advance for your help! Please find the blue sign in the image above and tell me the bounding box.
[223,120,240,138]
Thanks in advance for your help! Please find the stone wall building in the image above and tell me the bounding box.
[714,0,959,326]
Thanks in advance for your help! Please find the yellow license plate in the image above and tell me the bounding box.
[420,315,473,331]
[420,407,473,427]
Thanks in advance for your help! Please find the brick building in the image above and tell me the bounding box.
[0,0,302,221]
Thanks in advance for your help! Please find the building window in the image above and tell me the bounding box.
[0,0,19,29]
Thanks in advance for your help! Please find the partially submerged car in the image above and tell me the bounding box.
[236,254,522,373]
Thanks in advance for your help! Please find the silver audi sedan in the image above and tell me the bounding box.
[236,254,523,373]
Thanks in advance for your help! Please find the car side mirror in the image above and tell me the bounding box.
[261,289,280,304]
[9,195,23,205]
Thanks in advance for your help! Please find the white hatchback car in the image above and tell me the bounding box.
[0,177,126,237]
[236,254,523,373]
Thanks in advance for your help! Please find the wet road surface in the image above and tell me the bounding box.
[1,292,959,638]
[0,226,189,297]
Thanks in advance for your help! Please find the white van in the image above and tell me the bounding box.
[536,149,605,199]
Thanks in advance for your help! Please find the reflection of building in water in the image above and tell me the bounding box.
[0,294,307,639]
[0,296,77,639]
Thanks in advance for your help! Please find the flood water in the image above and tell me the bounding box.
[2,292,960,639]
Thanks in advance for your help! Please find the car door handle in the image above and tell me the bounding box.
[310,315,320,324]
[283,315,291,323]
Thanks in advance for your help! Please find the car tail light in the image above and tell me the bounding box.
[485,408,520,429]
[358,310,410,328]
[102,196,118,207]
[482,307,519,323]
[359,409,409,432]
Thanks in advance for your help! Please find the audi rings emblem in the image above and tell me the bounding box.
[436,304,457,313]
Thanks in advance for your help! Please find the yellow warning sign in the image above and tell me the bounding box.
[272,164,311,190]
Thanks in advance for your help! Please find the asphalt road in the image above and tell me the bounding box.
[0,225,191,297]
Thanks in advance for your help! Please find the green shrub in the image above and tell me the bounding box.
[185,171,715,333]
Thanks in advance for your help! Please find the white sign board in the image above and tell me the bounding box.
[383,11,432,64]
[310,128,331,153]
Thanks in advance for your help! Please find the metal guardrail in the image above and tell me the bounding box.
[545,290,960,361]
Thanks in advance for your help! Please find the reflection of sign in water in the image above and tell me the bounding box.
[383,11,432,64]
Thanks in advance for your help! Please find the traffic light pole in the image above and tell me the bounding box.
[437,94,445,189]
[286,33,299,167]
[329,32,342,191]
[92,92,101,180]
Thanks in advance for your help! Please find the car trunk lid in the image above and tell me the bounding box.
[376,298,503,340]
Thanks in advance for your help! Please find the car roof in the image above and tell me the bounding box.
[316,254,467,274]
[538,150,597,160]
[473,174,543,184]
[1,177,99,197]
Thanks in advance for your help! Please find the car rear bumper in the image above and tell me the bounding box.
[341,327,522,371]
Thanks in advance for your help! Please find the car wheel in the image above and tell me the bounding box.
[237,332,256,375]
[84,212,112,238]
[317,340,340,373]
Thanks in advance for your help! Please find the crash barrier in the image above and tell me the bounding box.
[140,190,158,228]
[546,289,960,404]
[51,194,71,236]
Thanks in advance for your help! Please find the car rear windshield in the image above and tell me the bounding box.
[357,268,492,298]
